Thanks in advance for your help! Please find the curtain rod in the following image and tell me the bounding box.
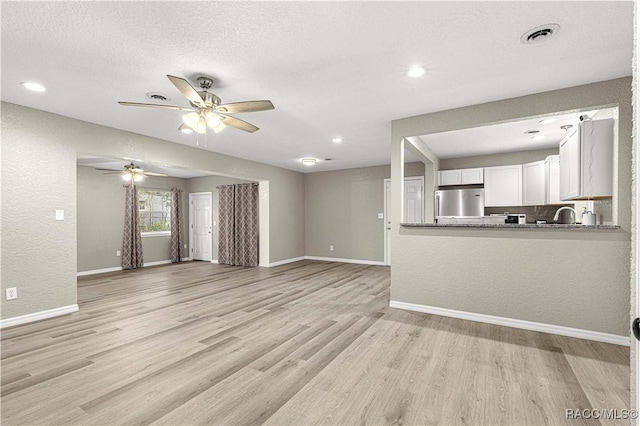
[121,185,183,191]
[216,183,259,189]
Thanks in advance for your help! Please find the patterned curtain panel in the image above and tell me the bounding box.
[218,185,235,265]
[218,183,259,267]
[170,188,183,263]
[122,183,143,269]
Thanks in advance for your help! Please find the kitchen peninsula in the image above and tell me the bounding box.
[389,77,631,346]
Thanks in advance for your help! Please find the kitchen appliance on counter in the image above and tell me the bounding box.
[435,188,484,222]
[490,213,527,224]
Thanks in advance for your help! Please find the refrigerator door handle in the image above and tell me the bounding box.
[435,194,440,218]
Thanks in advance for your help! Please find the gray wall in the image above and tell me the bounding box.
[1,102,305,320]
[390,77,632,337]
[77,166,190,272]
[305,162,424,262]
[185,175,253,262]
[439,148,559,170]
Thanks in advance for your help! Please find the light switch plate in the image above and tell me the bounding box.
[55,210,64,220]
[377,213,384,219]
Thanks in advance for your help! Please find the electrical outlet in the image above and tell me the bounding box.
[184,244,187,249]
[116,250,121,257]
[6,287,17,300]
[330,245,334,251]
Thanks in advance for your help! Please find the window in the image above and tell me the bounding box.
[138,189,171,234]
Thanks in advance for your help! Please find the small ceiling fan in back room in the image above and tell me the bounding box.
[118,75,275,139]
[96,162,168,182]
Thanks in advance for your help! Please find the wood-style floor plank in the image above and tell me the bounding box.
[0,260,630,425]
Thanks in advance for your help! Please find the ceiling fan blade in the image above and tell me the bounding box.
[118,102,195,112]
[219,114,259,133]
[144,172,168,177]
[178,123,195,133]
[95,168,123,173]
[167,75,204,107]
[216,100,275,114]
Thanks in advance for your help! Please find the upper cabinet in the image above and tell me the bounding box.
[522,160,547,206]
[559,119,613,200]
[545,155,563,205]
[484,164,522,207]
[438,168,483,186]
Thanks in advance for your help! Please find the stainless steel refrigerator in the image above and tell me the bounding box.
[435,188,485,219]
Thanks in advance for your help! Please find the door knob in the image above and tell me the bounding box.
[633,317,640,341]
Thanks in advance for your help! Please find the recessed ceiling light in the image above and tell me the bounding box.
[301,158,317,166]
[407,66,425,78]
[332,137,343,143]
[20,81,46,92]
[532,134,546,140]
[539,118,557,124]
[521,24,560,44]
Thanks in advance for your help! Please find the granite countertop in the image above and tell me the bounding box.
[401,222,621,230]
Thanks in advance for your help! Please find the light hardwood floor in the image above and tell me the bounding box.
[1,260,630,425]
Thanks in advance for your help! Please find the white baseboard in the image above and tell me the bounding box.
[389,300,630,347]
[77,266,122,276]
[211,259,219,264]
[1,304,79,329]
[143,260,172,267]
[305,256,385,266]
[266,256,306,267]
[77,259,181,276]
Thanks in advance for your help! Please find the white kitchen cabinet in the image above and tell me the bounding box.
[460,168,484,184]
[545,155,563,204]
[522,160,546,206]
[559,118,613,200]
[559,129,580,200]
[484,164,523,207]
[438,168,483,186]
[439,169,461,186]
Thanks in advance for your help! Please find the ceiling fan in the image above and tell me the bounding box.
[97,162,168,182]
[119,75,274,134]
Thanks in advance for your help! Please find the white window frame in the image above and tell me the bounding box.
[138,188,172,236]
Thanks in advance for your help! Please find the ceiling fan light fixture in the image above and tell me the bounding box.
[212,121,226,134]
[183,111,200,128]
[122,173,132,182]
[133,173,144,182]
[206,112,223,128]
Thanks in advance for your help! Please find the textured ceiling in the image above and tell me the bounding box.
[1,1,633,173]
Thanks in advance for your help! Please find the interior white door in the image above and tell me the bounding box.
[403,177,424,223]
[384,177,424,266]
[189,193,212,261]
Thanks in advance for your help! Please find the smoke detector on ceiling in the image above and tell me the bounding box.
[521,24,560,44]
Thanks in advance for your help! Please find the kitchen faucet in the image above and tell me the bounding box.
[553,206,578,223]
